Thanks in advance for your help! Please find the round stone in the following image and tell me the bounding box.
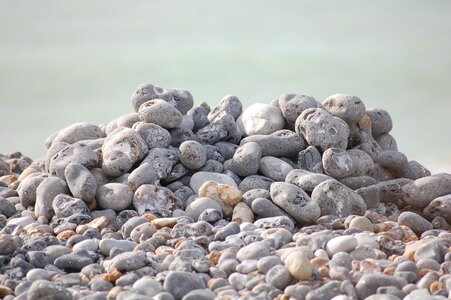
[348,216,374,232]
[163,271,206,300]
[64,163,97,203]
[326,235,358,256]
[96,183,133,211]
[178,141,207,170]
[398,211,433,236]
[240,103,284,136]
[52,194,90,219]
[284,251,313,281]
[138,99,183,128]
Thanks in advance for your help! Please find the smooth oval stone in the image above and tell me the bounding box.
[348,216,374,232]
[240,103,284,136]
[311,179,367,217]
[180,115,196,133]
[18,172,49,208]
[102,127,148,177]
[236,241,271,262]
[260,156,293,181]
[73,238,99,253]
[54,252,94,272]
[251,197,291,219]
[322,148,356,179]
[185,197,222,221]
[110,251,148,272]
[402,173,451,208]
[423,194,451,223]
[224,142,262,177]
[238,175,274,193]
[305,280,341,300]
[270,182,320,224]
[413,239,449,263]
[295,107,350,151]
[0,197,16,217]
[240,130,305,158]
[52,194,89,218]
[131,83,173,111]
[133,277,163,297]
[133,184,180,217]
[285,251,313,281]
[366,108,393,138]
[96,183,133,211]
[326,236,358,256]
[138,98,183,128]
[178,140,207,170]
[355,274,407,299]
[27,279,72,300]
[35,176,69,219]
[190,172,237,194]
[64,163,97,203]
[164,271,206,300]
[50,122,104,146]
[254,216,295,232]
[266,265,293,290]
[398,212,433,236]
[99,239,137,256]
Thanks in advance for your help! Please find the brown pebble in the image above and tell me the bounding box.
[152,217,178,229]
[57,230,76,241]
[102,268,122,283]
[0,285,13,298]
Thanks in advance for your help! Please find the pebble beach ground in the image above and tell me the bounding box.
[0,83,450,300]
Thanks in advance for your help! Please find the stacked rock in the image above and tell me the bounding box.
[0,83,450,300]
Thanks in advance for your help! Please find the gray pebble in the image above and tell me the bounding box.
[99,239,137,256]
[240,129,305,158]
[27,279,72,300]
[260,156,293,181]
[285,169,332,193]
[133,122,172,149]
[295,107,350,151]
[398,211,433,236]
[121,216,148,238]
[208,95,242,121]
[240,103,285,136]
[355,274,407,300]
[52,194,89,218]
[413,238,449,263]
[224,142,262,177]
[50,122,104,147]
[65,163,97,203]
[198,208,223,223]
[306,280,341,300]
[297,145,324,173]
[128,162,158,191]
[101,127,148,177]
[17,172,49,208]
[138,99,183,128]
[188,106,210,132]
[238,175,273,193]
[402,173,451,208]
[376,133,398,151]
[178,140,207,170]
[367,108,393,138]
[110,250,148,272]
[164,271,206,300]
[323,94,366,124]
[54,251,94,272]
[49,142,99,179]
[251,197,291,219]
[236,240,271,261]
[242,188,270,206]
[130,83,173,112]
[424,194,451,223]
[322,148,356,179]
[0,197,16,218]
[254,216,295,232]
[96,183,133,211]
[265,265,293,290]
[311,179,367,217]
[133,184,180,217]
[35,176,69,219]
[270,182,320,224]
[278,93,321,126]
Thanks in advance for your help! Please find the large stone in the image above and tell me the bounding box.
[164,271,206,300]
[240,103,284,136]
[133,184,181,217]
[35,176,69,219]
[64,163,97,203]
[96,183,134,211]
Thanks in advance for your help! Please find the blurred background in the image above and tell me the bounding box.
[0,0,450,173]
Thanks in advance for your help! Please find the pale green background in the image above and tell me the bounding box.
[0,1,450,173]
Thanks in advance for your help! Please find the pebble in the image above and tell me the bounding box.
[189,172,237,194]
[224,142,261,177]
[96,183,133,211]
[34,176,69,218]
[398,211,433,236]
[284,250,313,280]
[163,271,206,300]
[133,184,180,217]
[109,251,148,272]
[64,163,97,203]
[240,103,284,136]
[178,141,207,170]
[52,194,89,218]
[138,99,183,128]
[27,279,72,300]
[355,274,407,299]
[326,235,358,256]
[259,156,293,181]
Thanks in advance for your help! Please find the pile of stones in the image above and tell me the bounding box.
[0,83,450,300]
